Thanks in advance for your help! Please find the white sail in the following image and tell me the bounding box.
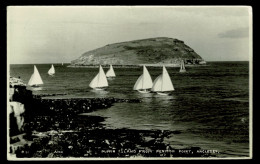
[151,75,162,91]
[106,65,116,77]
[133,74,144,90]
[28,65,44,86]
[133,65,153,90]
[180,60,186,72]
[48,64,55,75]
[161,66,174,91]
[89,65,108,88]
[151,66,174,92]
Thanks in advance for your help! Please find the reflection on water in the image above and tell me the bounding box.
[90,89,109,96]
[86,93,177,131]
[107,77,116,81]
[27,86,43,91]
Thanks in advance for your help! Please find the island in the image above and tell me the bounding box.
[70,37,206,67]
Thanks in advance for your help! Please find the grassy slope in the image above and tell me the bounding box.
[71,37,203,65]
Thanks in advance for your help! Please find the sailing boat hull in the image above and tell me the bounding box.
[31,85,40,87]
[93,87,106,90]
[29,84,42,88]
[137,89,151,94]
[157,92,170,96]
[107,77,115,80]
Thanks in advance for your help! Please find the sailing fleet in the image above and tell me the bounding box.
[27,61,187,95]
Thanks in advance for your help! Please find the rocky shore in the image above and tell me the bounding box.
[8,77,214,158]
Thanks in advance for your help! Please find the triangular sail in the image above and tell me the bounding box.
[151,66,174,92]
[48,64,55,75]
[180,60,186,72]
[151,75,162,91]
[89,74,99,88]
[28,65,44,86]
[161,66,174,91]
[133,65,153,90]
[89,65,108,88]
[142,65,153,89]
[106,65,116,77]
[133,74,144,90]
[180,60,185,70]
[182,60,185,70]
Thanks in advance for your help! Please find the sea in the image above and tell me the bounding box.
[9,61,250,158]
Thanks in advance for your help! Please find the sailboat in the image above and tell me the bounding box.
[89,65,108,90]
[28,65,44,87]
[48,64,55,76]
[106,65,116,78]
[151,66,174,95]
[179,60,186,73]
[133,65,153,93]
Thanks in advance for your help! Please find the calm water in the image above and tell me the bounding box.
[10,62,250,157]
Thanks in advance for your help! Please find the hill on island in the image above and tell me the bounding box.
[71,37,205,66]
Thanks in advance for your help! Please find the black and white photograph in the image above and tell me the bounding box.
[7,6,252,160]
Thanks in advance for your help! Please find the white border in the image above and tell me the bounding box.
[7,5,253,160]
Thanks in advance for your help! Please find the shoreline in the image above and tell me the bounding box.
[67,64,207,68]
[8,79,215,158]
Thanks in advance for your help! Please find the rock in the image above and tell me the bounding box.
[9,102,25,133]
[9,77,26,87]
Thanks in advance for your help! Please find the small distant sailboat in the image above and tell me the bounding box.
[48,64,55,76]
[89,65,108,90]
[28,65,44,87]
[133,65,153,93]
[106,65,116,78]
[179,60,186,73]
[151,66,174,95]
[199,60,207,65]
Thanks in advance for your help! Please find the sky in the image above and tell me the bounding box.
[7,6,252,64]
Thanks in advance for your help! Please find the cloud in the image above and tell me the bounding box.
[218,27,249,38]
[173,7,250,17]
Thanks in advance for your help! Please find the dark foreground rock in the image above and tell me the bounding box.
[12,127,214,158]
[9,85,141,136]
[9,80,215,158]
